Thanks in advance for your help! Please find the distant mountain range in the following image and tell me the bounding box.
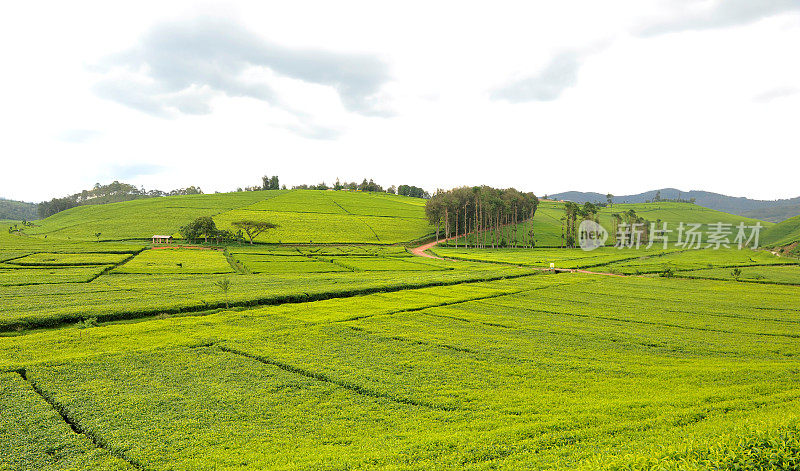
[548,188,800,223]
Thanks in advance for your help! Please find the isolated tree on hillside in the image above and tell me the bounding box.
[232,220,278,244]
[606,193,613,208]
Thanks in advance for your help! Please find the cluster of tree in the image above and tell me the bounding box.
[37,197,79,219]
[234,175,430,198]
[610,209,656,246]
[292,178,383,193]
[333,178,384,192]
[292,182,336,190]
[396,185,429,198]
[562,202,600,247]
[179,217,278,245]
[262,175,280,190]
[38,182,203,218]
[179,217,233,244]
[425,187,539,248]
[236,175,285,192]
[560,203,655,248]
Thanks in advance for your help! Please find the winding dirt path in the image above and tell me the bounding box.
[410,236,458,259]
[409,235,628,277]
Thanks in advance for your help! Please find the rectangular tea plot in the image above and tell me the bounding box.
[8,252,131,266]
[231,253,351,274]
[113,248,233,274]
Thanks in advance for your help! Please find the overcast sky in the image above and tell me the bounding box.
[2,1,799,202]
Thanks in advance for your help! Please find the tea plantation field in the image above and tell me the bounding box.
[2,272,800,469]
[2,196,799,470]
[23,190,432,244]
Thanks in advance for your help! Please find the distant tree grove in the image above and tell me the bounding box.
[560,203,653,248]
[262,175,280,190]
[425,187,539,248]
[397,185,428,198]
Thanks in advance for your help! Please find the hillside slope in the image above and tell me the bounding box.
[761,214,800,248]
[24,190,432,244]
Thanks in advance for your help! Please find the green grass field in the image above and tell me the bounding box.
[2,192,799,469]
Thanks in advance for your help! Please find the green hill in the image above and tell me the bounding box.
[21,192,771,248]
[24,190,432,244]
[761,214,800,248]
[449,201,770,247]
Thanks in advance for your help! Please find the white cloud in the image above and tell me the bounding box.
[753,86,799,103]
[0,1,799,202]
[91,17,392,119]
[491,51,583,102]
[640,0,800,36]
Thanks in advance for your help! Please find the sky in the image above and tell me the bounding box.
[1,1,799,203]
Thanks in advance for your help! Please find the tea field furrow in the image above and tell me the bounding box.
[216,345,458,411]
[0,372,136,471]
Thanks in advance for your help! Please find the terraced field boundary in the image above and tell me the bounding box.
[0,254,35,264]
[0,250,145,287]
[85,252,142,283]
